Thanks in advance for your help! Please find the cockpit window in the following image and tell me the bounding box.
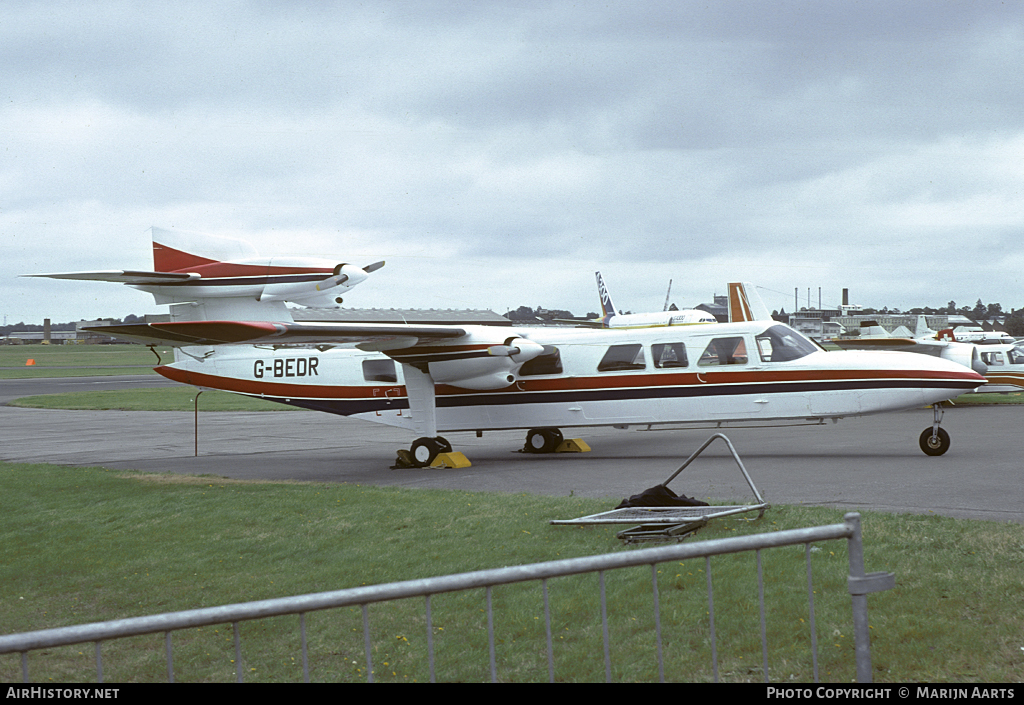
[697,337,748,366]
[755,325,818,363]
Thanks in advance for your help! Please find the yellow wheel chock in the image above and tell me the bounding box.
[555,439,590,453]
[429,451,472,468]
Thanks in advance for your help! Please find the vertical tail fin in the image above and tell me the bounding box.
[596,271,617,322]
[150,227,259,272]
[858,321,890,338]
[727,282,773,322]
[913,315,937,338]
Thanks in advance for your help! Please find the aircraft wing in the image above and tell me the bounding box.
[84,320,468,349]
[23,270,199,284]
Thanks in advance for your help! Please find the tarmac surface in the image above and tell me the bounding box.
[1,375,1022,524]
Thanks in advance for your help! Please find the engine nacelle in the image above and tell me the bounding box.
[260,264,370,305]
[939,342,987,376]
[427,337,546,390]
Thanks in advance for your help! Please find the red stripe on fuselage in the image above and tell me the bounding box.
[157,364,982,402]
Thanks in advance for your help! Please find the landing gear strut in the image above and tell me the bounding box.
[919,405,951,456]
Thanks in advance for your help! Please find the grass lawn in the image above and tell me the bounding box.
[1,462,1022,683]
[9,387,293,412]
[0,345,173,379]
[952,392,1024,405]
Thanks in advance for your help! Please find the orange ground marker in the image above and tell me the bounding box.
[25,359,35,366]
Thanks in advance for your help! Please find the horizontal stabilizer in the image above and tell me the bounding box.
[23,270,198,284]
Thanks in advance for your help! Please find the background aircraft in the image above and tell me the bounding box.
[24,227,384,320]
[833,317,990,378]
[974,342,1024,393]
[566,272,718,328]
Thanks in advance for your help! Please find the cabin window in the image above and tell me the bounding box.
[754,325,818,363]
[697,337,748,367]
[597,344,646,372]
[1008,346,1024,365]
[981,351,1005,366]
[519,346,563,376]
[362,358,397,383]
[652,342,688,368]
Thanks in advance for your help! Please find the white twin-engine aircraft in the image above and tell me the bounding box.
[25,231,984,463]
[25,227,384,319]
[82,282,984,464]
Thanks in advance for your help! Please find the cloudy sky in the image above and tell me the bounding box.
[4,1,1024,325]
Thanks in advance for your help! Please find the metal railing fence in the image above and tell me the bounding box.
[0,512,891,683]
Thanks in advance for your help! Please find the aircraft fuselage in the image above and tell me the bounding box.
[157,321,984,434]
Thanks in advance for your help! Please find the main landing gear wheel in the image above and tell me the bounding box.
[410,436,453,467]
[919,427,950,456]
[524,428,563,454]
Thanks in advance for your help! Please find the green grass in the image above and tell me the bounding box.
[1,462,1022,683]
[9,387,293,412]
[952,392,1024,405]
[0,345,173,379]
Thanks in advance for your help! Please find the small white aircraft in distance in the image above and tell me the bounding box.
[73,270,983,461]
[566,272,718,328]
[24,227,384,319]
[936,327,1016,345]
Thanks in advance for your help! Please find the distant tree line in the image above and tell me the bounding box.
[504,306,598,322]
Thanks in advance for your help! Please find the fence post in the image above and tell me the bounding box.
[845,512,895,683]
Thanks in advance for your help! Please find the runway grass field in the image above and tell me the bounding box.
[8,386,294,412]
[0,345,172,379]
[1,461,1022,682]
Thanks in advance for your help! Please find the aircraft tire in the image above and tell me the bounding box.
[411,437,444,467]
[919,427,950,456]
[525,428,563,454]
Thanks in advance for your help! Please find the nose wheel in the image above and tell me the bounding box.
[919,428,950,456]
[919,404,950,456]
